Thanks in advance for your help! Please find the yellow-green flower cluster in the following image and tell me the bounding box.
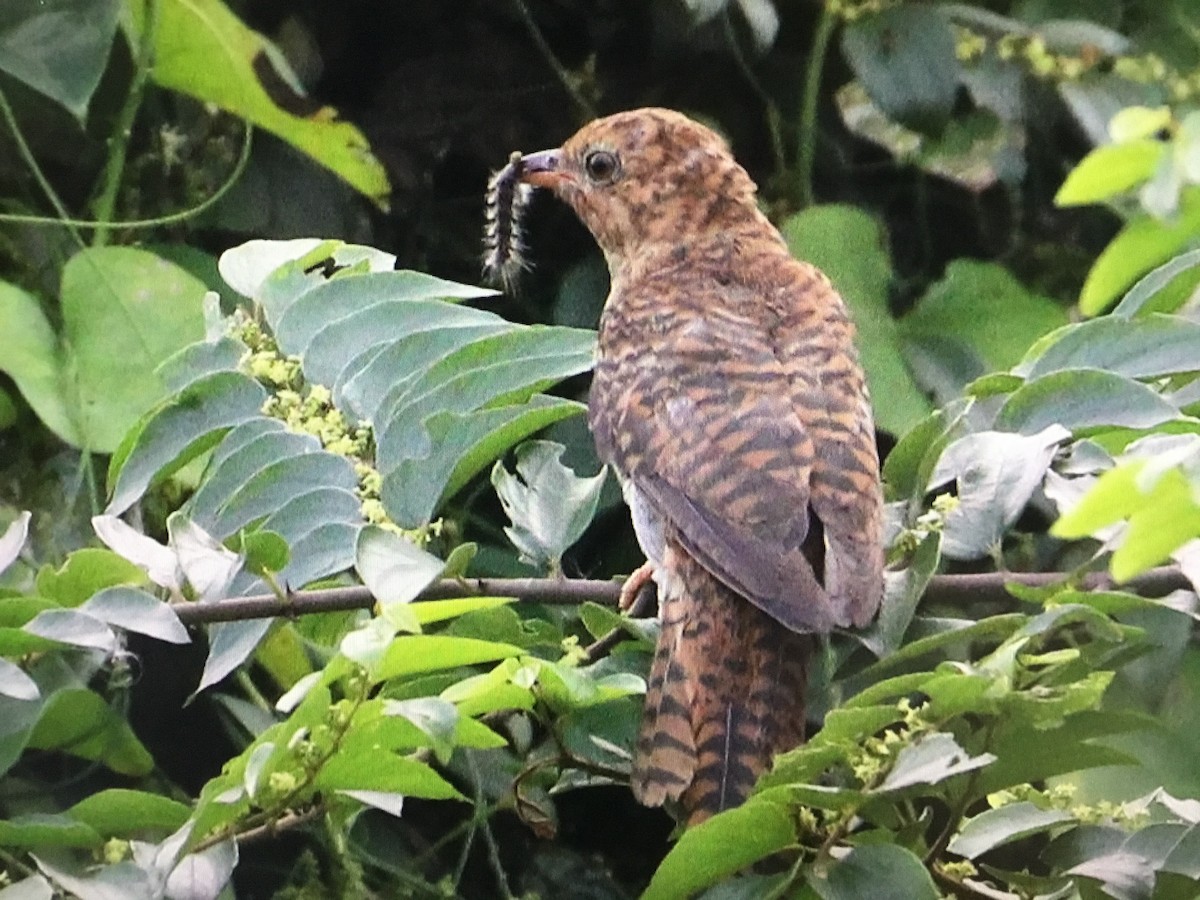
[261,385,372,461]
[240,319,303,393]
[938,859,979,880]
[237,318,389,529]
[893,493,959,558]
[988,782,1149,829]
[952,25,1200,100]
[847,698,932,785]
[827,0,901,23]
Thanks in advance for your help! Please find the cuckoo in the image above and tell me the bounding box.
[490,108,884,826]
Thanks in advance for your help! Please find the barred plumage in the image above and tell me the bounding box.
[503,108,884,824]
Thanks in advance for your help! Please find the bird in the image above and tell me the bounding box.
[505,108,884,826]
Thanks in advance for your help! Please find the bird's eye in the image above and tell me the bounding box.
[584,150,620,183]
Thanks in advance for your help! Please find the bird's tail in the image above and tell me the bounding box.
[631,544,811,826]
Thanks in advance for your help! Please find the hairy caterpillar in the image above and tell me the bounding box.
[483,150,533,291]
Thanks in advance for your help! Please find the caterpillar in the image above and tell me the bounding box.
[483,150,533,291]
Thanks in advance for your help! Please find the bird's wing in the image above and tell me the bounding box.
[590,298,839,633]
[771,262,885,628]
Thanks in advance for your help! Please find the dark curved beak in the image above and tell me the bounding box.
[518,149,567,188]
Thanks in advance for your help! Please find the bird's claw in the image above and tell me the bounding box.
[619,562,656,614]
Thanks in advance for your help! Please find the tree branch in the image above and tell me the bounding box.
[169,565,1191,626]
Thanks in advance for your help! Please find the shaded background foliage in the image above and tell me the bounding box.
[2,0,1200,898]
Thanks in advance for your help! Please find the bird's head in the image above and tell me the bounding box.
[517,108,762,269]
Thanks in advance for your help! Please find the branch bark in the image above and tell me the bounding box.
[170,565,1190,626]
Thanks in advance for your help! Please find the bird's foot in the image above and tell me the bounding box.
[619,562,656,615]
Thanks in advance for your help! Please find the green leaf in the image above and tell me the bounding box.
[0,282,79,445]
[1109,106,1173,142]
[0,658,39,702]
[930,427,1067,560]
[79,586,189,644]
[355,525,445,607]
[60,247,209,452]
[901,261,1068,373]
[978,710,1140,795]
[382,397,586,527]
[182,418,364,589]
[106,371,267,516]
[375,635,523,681]
[35,549,144,607]
[127,0,391,204]
[1052,459,1147,538]
[440,661,536,718]
[1112,471,1200,580]
[531,660,644,713]
[876,732,996,792]
[882,399,971,501]
[859,533,940,657]
[0,0,120,120]
[1112,248,1200,318]
[67,789,190,838]
[949,802,1076,859]
[808,845,939,900]
[642,799,796,900]
[336,321,515,423]
[234,529,290,575]
[782,205,931,435]
[0,814,101,849]
[382,698,459,765]
[1162,824,1200,878]
[841,6,961,133]
[1017,314,1200,381]
[1080,187,1200,315]
[0,511,31,579]
[1003,671,1114,730]
[375,326,595,470]
[314,751,463,800]
[1051,452,1200,579]
[28,689,153,776]
[1055,140,1166,206]
[994,369,1178,435]
[491,441,607,571]
[272,270,498,359]
[862,615,1026,677]
[411,596,515,626]
[220,238,391,304]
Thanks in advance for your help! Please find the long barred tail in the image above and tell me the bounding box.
[631,542,811,826]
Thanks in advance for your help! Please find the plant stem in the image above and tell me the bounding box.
[92,0,163,247]
[0,86,87,251]
[469,753,515,900]
[510,0,597,120]
[0,124,253,230]
[722,11,788,183]
[797,4,838,208]
[167,564,1192,626]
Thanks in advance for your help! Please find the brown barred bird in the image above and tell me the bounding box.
[506,108,884,826]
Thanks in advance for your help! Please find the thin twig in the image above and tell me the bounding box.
[796,4,837,208]
[0,124,253,230]
[467,753,515,900]
[509,0,597,120]
[92,0,162,246]
[582,581,657,663]
[231,804,323,847]
[722,11,788,181]
[169,566,1189,627]
[0,86,87,250]
[171,577,627,625]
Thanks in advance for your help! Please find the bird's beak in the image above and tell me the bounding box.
[518,149,568,188]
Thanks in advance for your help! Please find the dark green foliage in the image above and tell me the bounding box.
[3,0,1200,897]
